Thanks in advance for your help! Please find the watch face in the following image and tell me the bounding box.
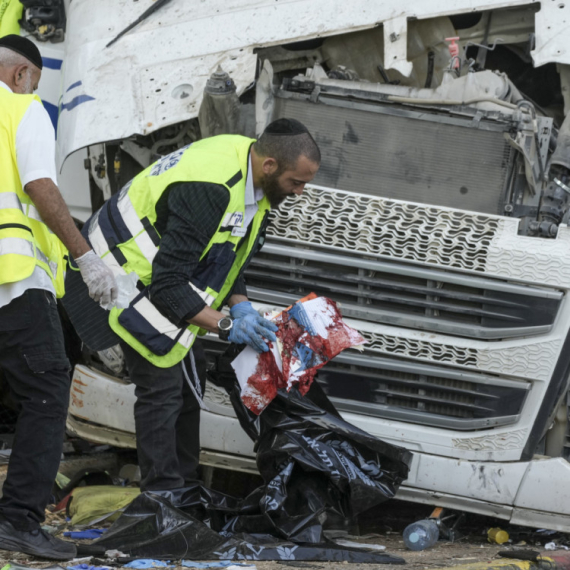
[219,317,233,331]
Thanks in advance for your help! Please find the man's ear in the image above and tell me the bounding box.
[262,157,278,175]
[12,64,29,92]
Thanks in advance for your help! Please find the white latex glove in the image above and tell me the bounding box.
[75,250,118,310]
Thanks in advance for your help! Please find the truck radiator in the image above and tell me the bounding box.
[272,94,516,214]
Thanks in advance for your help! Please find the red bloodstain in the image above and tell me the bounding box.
[242,296,366,415]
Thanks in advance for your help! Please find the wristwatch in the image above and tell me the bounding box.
[218,316,234,341]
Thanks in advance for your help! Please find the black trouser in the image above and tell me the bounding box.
[121,341,206,492]
[0,289,71,531]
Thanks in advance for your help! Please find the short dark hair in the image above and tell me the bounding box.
[254,118,321,173]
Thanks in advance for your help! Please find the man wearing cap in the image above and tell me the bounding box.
[63,119,321,500]
[0,35,118,559]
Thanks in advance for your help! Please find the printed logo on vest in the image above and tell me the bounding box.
[148,144,191,177]
[221,211,244,228]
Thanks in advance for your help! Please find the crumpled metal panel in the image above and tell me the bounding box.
[59,0,568,164]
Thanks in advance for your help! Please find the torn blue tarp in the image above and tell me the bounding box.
[65,529,107,539]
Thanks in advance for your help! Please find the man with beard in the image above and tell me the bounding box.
[63,118,320,494]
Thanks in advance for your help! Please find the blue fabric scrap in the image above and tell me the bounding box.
[64,529,106,539]
[123,561,172,569]
[67,565,112,570]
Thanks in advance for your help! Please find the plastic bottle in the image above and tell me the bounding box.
[403,519,440,551]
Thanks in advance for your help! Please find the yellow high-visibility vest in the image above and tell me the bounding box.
[0,0,23,37]
[0,87,66,297]
[86,135,271,367]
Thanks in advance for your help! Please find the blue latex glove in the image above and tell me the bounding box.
[229,300,258,319]
[228,312,277,353]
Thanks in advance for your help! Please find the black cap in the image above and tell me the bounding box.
[264,118,309,136]
[0,35,43,70]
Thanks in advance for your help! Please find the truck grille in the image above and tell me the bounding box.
[201,338,529,431]
[245,243,562,340]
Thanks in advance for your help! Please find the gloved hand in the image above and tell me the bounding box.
[75,250,119,310]
[230,300,259,319]
[229,312,278,353]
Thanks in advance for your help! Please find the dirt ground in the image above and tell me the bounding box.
[0,498,561,570]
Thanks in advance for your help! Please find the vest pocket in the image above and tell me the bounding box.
[192,242,236,294]
[118,286,187,356]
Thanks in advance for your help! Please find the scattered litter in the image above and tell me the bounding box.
[331,539,386,552]
[68,558,93,565]
[105,550,128,559]
[232,296,365,415]
[403,519,439,551]
[545,542,570,551]
[65,529,107,539]
[487,527,510,545]
[118,464,141,485]
[537,529,558,535]
[68,486,140,526]
[498,550,540,561]
[123,562,172,569]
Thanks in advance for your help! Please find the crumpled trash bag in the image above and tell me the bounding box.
[94,492,404,563]
[67,485,140,526]
[216,345,412,542]
[92,345,411,563]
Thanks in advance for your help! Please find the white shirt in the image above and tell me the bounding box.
[0,81,58,308]
[244,154,264,229]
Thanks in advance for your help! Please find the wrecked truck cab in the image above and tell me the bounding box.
[56,0,570,531]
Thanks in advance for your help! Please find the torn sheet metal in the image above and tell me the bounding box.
[60,0,566,165]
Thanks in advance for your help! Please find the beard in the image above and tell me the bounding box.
[262,171,290,209]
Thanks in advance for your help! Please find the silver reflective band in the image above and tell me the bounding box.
[189,281,215,306]
[0,237,34,258]
[0,192,46,225]
[0,193,23,212]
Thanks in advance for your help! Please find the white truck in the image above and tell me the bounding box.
[22,0,570,531]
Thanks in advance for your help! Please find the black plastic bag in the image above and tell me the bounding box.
[95,345,411,563]
[214,345,412,542]
[96,491,405,563]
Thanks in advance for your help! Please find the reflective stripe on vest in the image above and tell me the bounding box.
[0,192,46,227]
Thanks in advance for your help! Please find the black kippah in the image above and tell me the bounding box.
[264,118,309,136]
[0,35,43,70]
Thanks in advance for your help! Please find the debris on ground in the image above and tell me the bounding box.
[68,486,140,527]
